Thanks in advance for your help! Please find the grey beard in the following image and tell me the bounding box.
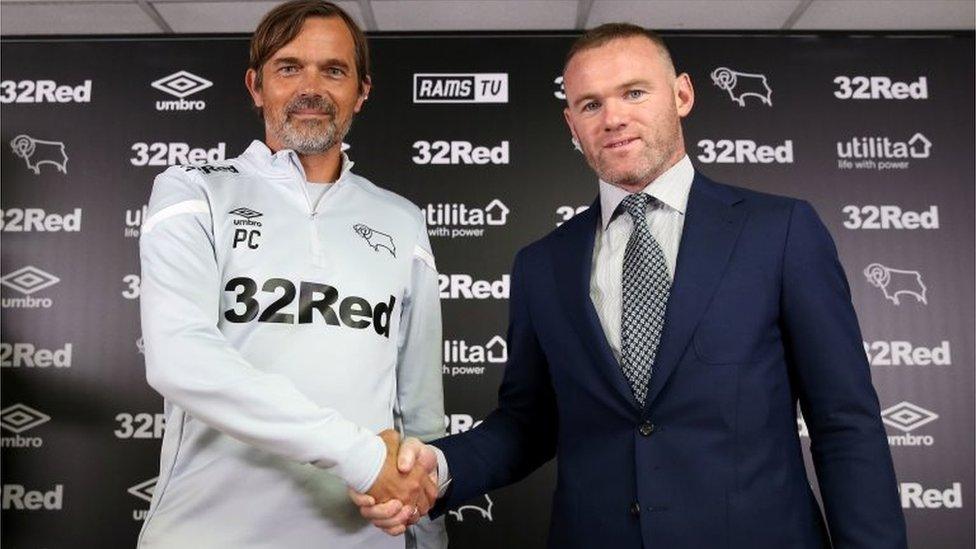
[278,117,341,155]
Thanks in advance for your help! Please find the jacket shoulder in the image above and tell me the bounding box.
[350,174,425,225]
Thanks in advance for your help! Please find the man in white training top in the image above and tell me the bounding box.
[137,1,445,547]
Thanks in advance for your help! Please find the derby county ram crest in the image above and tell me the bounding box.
[353,223,396,257]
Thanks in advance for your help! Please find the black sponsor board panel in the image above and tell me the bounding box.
[1,32,972,548]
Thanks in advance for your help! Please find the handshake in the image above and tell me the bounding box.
[348,429,441,536]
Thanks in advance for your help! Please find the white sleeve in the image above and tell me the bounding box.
[396,216,448,549]
[139,167,386,493]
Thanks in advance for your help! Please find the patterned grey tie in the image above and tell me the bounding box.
[620,193,671,406]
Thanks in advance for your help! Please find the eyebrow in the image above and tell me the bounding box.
[271,56,351,70]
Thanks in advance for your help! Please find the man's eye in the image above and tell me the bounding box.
[327,67,346,77]
[279,66,299,75]
[582,102,599,112]
[626,90,646,100]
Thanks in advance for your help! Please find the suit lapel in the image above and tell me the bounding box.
[643,174,747,411]
[551,201,639,408]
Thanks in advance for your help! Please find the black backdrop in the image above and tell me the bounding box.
[1,30,973,548]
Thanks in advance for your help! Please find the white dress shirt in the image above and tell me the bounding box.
[590,155,694,364]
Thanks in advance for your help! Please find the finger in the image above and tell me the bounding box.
[359,500,402,520]
[397,438,423,473]
[371,505,415,529]
[347,489,375,507]
[383,524,407,536]
[421,475,438,504]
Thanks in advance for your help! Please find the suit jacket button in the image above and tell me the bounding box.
[630,502,641,516]
[639,421,655,436]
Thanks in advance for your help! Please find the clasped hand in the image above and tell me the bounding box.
[347,429,439,536]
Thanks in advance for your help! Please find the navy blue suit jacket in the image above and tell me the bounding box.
[432,174,906,548]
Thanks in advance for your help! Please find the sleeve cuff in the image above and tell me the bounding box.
[326,434,387,493]
[432,445,452,497]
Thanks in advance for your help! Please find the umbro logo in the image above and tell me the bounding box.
[230,207,262,219]
[881,402,938,432]
[127,477,157,503]
[0,266,60,295]
[151,71,212,99]
[0,404,51,434]
[353,223,396,257]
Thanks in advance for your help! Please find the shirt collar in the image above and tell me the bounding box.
[244,139,355,182]
[598,154,694,230]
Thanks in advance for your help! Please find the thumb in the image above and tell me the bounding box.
[397,438,422,473]
[416,444,438,476]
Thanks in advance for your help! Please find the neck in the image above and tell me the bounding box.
[297,148,343,183]
[616,148,685,194]
[264,136,343,183]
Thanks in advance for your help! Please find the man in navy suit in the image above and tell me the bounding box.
[351,23,906,548]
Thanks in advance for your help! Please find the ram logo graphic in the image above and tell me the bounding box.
[863,263,927,305]
[9,135,68,174]
[449,494,494,522]
[710,67,773,107]
[353,224,396,257]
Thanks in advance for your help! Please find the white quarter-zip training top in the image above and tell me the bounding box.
[137,140,445,548]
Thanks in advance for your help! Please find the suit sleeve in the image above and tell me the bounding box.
[139,167,386,494]
[429,247,558,514]
[395,217,448,549]
[780,200,907,548]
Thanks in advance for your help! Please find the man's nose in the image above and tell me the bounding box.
[298,68,329,94]
[601,99,628,132]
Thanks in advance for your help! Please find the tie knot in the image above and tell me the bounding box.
[620,193,651,220]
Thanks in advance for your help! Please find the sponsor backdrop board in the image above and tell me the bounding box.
[1,31,973,548]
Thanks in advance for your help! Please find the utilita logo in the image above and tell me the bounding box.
[0,404,50,448]
[0,78,92,104]
[438,273,509,300]
[425,199,509,239]
[710,67,773,107]
[413,73,508,103]
[443,335,507,376]
[836,132,931,171]
[124,205,147,238]
[129,477,157,521]
[881,401,938,447]
[0,266,59,309]
[152,70,212,111]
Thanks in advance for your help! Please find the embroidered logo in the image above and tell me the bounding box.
[353,224,396,257]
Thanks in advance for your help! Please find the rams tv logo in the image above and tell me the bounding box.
[413,73,508,103]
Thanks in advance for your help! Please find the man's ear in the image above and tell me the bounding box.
[245,68,264,109]
[563,108,581,151]
[674,72,694,118]
[354,75,372,113]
